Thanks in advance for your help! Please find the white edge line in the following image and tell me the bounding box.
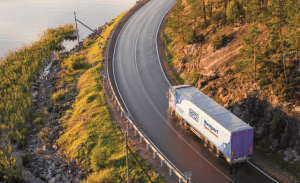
[126,0,234,182]
[112,0,187,179]
[247,161,279,183]
[155,2,283,183]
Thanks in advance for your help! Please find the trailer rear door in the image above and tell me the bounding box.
[231,129,253,159]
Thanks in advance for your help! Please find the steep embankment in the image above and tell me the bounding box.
[162,0,300,181]
[22,11,167,183]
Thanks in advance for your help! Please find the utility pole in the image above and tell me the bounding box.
[74,11,80,49]
[125,125,130,183]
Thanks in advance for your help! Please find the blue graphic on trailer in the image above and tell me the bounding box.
[175,91,186,105]
[216,140,231,159]
[189,108,199,122]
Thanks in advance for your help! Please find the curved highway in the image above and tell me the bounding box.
[113,0,279,182]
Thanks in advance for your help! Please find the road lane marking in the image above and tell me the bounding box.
[131,1,235,183]
[113,0,277,183]
[247,161,279,183]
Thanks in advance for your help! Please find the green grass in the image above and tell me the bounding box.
[254,145,300,181]
[0,24,74,180]
[57,11,167,183]
[37,131,49,144]
[162,32,185,85]
[51,90,65,103]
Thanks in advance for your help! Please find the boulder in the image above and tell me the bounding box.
[55,173,62,182]
[46,172,53,181]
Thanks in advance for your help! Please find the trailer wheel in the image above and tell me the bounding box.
[170,109,175,116]
[204,139,208,147]
[179,119,184,126]
[184,123,190,130]
[215,149,221,158]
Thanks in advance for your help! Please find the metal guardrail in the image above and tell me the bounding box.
[103,1,189,182]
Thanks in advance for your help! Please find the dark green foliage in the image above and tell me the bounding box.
[66,55,85,70]
[33,116,43,130]
[51,90,65,103]
[21,152,30,166]
[226,1,244,23]
[213,33,227,50]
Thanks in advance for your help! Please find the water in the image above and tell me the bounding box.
[0,0,138,58]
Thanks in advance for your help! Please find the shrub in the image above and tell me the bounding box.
[66,55,85,70]
[51,90,65,103]
[83,38,93,49]
[90,146,110,171]
[226,1,240,23]
[213,34,226,50]
[33,116,43,129]
[22,152,30,166]
[52,59,60,65]
[37,131,49,144]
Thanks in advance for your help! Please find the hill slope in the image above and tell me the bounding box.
[162,0,300,180]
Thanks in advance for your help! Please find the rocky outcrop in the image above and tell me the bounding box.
[228,96,300,162]
[20,53,87,183]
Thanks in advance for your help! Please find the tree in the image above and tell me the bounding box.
[186,0,203,42]
[167,0,186,42]
[240,23,261,82]
[202,0,207,22]
[286,0,300,69]
[267,0,288,84]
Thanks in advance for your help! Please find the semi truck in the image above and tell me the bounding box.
[167,85,253,164]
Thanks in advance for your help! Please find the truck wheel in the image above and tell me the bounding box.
[171,109,175,116]
[215,149,221,158]
[204,139,208,147]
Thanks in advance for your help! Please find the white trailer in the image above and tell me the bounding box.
[168,85,253,164]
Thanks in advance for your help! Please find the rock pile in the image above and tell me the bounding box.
[21,53,88,183]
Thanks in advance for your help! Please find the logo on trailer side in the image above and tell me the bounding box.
[189,108,199,122]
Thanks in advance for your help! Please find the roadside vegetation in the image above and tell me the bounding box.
[56,12,167,182]
[0,24,75,181]
[164,0,300,105]
[163,0,300,180]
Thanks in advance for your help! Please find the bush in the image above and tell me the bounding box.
[90,146,110,171]
[33,116,43,129]
[83,38,93,49]
[22,152,30,166]
[51,90,65,103]
[213,34,227,50]
[66,55,85,70]
[37,131,49,144]
[52,59,60,65]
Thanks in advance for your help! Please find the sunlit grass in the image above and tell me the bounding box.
[57,11,167,182]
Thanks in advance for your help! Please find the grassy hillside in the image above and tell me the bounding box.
[163,0,300,180]
[0,24,75,181]
[164,0,300,106]
[56,12,167,183]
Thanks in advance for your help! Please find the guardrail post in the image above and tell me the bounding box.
[129,123,132,129]
[169,168,173,176]
[140,137,144,143]
[179,178,183,183]
[146,144,150,151]
[121,111,124,117]
[153,152,157,159]
[111,95,114,100]
[117,105,120,111]
[114,100,117,106]
[161,160,165,167]
[134,130,138,136]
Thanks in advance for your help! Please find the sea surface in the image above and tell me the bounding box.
[0,0,138,59]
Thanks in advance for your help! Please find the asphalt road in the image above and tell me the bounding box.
[113,0,280,182]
